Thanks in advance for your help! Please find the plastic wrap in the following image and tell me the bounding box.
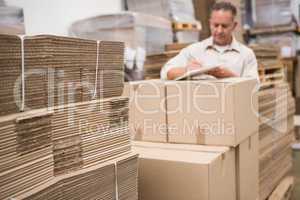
[126,0,197,23]
[174,31,199,43]
[0,0,5,6]
[69,12,172,56]
[69,12,173,81]
[252,0,299,28]
[0,6,25,34]
[251,33,300,57]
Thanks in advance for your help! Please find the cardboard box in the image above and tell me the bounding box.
[133,133,259,200]
[236,133,259,200]
[124,80,168,142]
[133,142,236,200]
[166,78,259,146]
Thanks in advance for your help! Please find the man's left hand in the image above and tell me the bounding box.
[207,66,238,78]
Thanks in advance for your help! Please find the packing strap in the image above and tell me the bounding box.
[93,40,100,99]
[114,162,119,200]
[18,35,26,111]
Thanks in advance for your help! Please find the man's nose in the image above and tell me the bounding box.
[216,25,223,34]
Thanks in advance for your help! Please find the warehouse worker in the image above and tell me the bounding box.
[160,1,259,82]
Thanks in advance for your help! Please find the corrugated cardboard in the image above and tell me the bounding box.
[166,78,259,146]
[124,80,168,142]
[133,141,236,200]
[236,133,259,200]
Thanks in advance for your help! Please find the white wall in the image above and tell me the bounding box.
[5,0,123,36]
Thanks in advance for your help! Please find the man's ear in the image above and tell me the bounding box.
[232,21,238,30]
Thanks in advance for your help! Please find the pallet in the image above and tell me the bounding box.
[172,22,201,31]
[165,43,190,52]
[259,63,285,84]
[260,78,284,89]
[249,23,300,35]
[268,176,294,200]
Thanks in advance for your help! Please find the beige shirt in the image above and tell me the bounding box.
[161,37,259,82]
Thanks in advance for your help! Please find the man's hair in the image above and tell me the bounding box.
[211,1,237,17]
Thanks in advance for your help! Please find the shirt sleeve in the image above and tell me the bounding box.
[160,47,192,80]
[242,50,260,84]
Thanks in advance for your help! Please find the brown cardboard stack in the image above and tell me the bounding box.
[144,50,179,79]
[0,34,124,117]
[258,83,296,200]
[133,142,236,200]
[126,78,259,146]
[1,34,138,200]
[133,134,258,200]
[125,80,168,143]
[0,110,54,200]
[13,154,138,200]
[52,97,132,175]
[165,78,258,146]
[125,78,260,200]
[250,44,285,88]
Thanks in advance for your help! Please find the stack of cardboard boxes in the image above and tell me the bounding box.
[143,50,180,79]
[0,34,138,200]
[258,83,296,199]
[125,78,260,200]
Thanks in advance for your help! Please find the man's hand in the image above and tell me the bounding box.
[186,59,202,72]
[166,59,202,80]
[207,66,238,78]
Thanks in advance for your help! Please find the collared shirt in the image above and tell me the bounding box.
[160,37,259,82]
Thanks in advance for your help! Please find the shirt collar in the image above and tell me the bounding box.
[205,36,241,53]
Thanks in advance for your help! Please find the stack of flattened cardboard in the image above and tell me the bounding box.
[13,154,138,200]
[258,83,296,200]
[1,34,139,200]
[250,44,285,88]
[0,109,54,200]
[0,34,124,117]
[125,78,260,200]
[52,97,132,175]
[144,50,180,79]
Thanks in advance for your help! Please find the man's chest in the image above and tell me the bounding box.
[191,49,245,75]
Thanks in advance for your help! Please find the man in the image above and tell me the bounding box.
[160,1,259,82]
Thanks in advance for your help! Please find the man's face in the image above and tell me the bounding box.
[210,10,237,46]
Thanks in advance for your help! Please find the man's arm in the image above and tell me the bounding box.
[241,50,260,83]
[161,47,202,80]
[166,60,203,80]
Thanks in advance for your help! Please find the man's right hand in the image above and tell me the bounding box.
[167,59,202,80]
[186,59,203,72]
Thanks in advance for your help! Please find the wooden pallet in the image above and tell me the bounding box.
[249,23,300,35]
[259,64,285,83]
[259,73,285,89]
[165,43,190,51]
[268,176,294,200]
[172,22,201,31]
